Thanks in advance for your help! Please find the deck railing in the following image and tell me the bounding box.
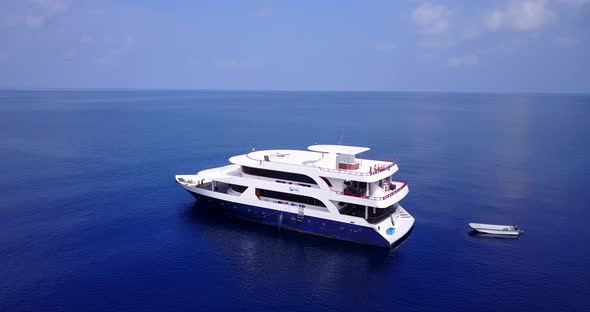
[177,177,208,186]
[332,180,408,201]
[318,162,396,176]
[246,153,397,176]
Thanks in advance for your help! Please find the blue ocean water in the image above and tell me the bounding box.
[0,90,589,311]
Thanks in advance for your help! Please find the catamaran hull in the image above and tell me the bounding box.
[188,191,413,248]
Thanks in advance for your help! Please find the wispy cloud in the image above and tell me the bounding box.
[555,36,578,48]
[1,0,72,30]
[417,38,453,49]
[448,54,479,67]
[416,52,433,61]
[96,35,137,64]
[462,23,483,39]
[1,15,46,29]
[31,0,72,14]
[216,59,239,69]
[485,0,554,32]
[411,2,451,35]
[555,0,590,7]
[79,35,93,44]
[63,48,76,59]
[255,7,274,17]
[375,43,396,51]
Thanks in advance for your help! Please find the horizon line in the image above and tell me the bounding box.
[0,88,588,96]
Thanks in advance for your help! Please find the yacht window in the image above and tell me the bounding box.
[320,177,332,187]
[230,184,247,193]
[257,189,326,207]
[243,166,317,185]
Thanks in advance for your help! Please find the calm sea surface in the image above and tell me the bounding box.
[0,90,589,311]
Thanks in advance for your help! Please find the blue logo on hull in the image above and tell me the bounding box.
[386,227,395,235]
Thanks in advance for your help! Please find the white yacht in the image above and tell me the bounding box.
[175,145,415,248]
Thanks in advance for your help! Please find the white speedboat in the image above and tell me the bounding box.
[175,145,415,248]
[468,223,522,236]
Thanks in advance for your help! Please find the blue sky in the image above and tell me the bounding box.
[0,0,589,93]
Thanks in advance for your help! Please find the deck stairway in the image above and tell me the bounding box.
[297,207,305,222]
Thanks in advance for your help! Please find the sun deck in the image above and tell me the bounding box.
[230,149,396,177]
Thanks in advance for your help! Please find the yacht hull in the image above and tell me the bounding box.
[188,191,413,248]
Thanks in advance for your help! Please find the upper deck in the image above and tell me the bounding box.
[229,145,398,182]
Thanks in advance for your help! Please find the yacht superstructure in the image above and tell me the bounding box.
[175,145,415,248]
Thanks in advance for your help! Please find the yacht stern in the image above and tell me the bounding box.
[374,206,415,248]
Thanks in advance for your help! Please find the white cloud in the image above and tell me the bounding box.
[555,0,589,7]
[64,48,77,59]
[1,0,71,30]
[24,15,45,28]
[2,15,46,29]
[555,36,578,48]
[216,59,239,69]
[463,25,483,39]
[375,43,397,51]
[416,52,433,61]
[31,0,72,14]
[103,36,114,45]
[188,58,200,66]
[411,2,451,35]
[448,54,479,67]
[255,7,274,17]
[486,0,554,32]
[96,35,137,64]
[125,35,136,49]
[80,35,93,44]
[417,38,453,49]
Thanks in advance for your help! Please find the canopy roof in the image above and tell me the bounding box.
[308,144,370,155]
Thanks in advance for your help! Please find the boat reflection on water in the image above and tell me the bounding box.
[181,201,399,273]
[467,230,520,240]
